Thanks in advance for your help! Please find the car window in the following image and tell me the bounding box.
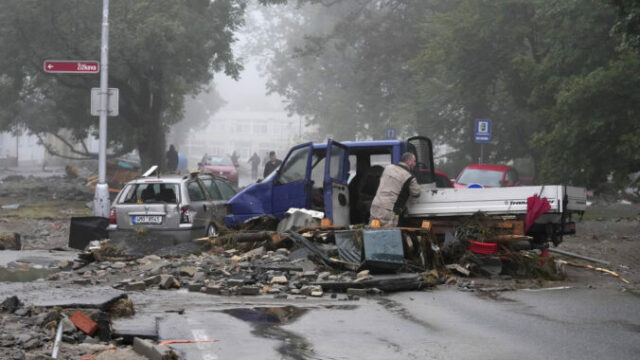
[435,173,453,187]
[506,169,518,185]
[215,180,237,200]
[205,157,233,166]
[329,145,347,179]
[310,153,325,187]
[200,178,222,200]
[277,146,310,184]
[371,154,391,167]
[457,169,504,187]
[187,181,206,201]
[119,183,180,204]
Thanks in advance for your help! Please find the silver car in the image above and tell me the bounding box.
[107,172,236,243]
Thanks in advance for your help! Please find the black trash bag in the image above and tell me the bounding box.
[68,217,109,250]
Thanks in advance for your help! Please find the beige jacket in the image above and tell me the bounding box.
[370,162,421,225]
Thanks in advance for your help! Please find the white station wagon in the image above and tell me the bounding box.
[107,171,236,243]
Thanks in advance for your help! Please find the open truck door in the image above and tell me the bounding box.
[406,136,435,185]
[323,139,350,226]
[272,142,314,218]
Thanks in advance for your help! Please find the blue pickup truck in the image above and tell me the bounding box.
[225,137,435,227]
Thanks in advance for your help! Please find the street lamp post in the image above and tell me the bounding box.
[93,0,110,217]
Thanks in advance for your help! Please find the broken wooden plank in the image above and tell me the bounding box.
[558,260,628,283]
[446,264,470,276]
[548,247,610,265]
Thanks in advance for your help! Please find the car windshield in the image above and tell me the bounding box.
[119,183,180,204]
[205,157,233,166]
[457,169,503,187]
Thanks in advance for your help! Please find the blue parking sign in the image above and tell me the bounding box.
[385,127,397,140]
[475,119,491,143]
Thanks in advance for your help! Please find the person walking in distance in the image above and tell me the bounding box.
[166,144,178,173]
[263,151,282,178]
[248,152,261,180]
[369,152,421,226]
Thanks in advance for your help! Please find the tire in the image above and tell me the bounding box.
[206,223,217,238]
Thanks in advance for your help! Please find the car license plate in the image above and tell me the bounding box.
[132,215,163,224]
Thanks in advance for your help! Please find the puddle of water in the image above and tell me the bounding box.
[223,306,310,327]
[223,306,316,360]
[0,267,58,282]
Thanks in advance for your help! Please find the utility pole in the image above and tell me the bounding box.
[93,0,110,217]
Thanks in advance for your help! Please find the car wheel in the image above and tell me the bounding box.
[206,223,217,238]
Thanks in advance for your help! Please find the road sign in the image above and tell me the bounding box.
[43,60,99,74]
[91,88,119,116]
[385,127,397,140]
[475,119,491,143]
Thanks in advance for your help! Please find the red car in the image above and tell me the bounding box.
[454,164,520,188]
[198,156,238,186]
[414,168,454,187]
[434,170,454,187]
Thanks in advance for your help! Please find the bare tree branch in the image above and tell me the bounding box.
[34,132,94,160]
[34,131,133,161]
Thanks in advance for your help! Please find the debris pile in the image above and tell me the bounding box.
[0,293,151,360]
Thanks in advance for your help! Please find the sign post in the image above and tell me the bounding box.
[474,119,491,164]
[93,0,111,218]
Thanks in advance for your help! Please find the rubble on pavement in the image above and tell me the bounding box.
[0,211,608,359]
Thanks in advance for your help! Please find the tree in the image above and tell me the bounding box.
[250,0,437,140]
[411,0,540,167]
[0,0,278,169]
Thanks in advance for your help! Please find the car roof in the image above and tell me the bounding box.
[125,172,229,185]
[463,163,512,172]
[312,139,405,149]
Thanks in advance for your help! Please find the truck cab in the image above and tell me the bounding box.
[225,136,435,227]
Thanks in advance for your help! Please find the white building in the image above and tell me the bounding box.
[182,110,305,165]
[0,131,99,168]
[0,132,46,167]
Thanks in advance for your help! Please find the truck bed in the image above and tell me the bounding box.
[407,185,587,218]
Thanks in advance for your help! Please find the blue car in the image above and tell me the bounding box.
[225,137,434,227]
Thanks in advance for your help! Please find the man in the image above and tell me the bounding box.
[370,152,421,226]
[248,152,261,180]
[230,151,239,168]
[263,151,282,178]
[166,145,178,173]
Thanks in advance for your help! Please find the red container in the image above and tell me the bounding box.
[468,240,498,255]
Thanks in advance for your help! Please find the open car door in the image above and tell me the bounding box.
[406,136,435,185]
[323,139,350,226]
[272,142,314,217]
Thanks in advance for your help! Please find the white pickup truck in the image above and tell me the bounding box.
[406,185,587,246]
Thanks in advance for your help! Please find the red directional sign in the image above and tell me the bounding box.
[43,60,100,74]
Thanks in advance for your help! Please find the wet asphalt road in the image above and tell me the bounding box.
[2,251,639,359]
[2,278,639,359]
[121,286,640,360]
